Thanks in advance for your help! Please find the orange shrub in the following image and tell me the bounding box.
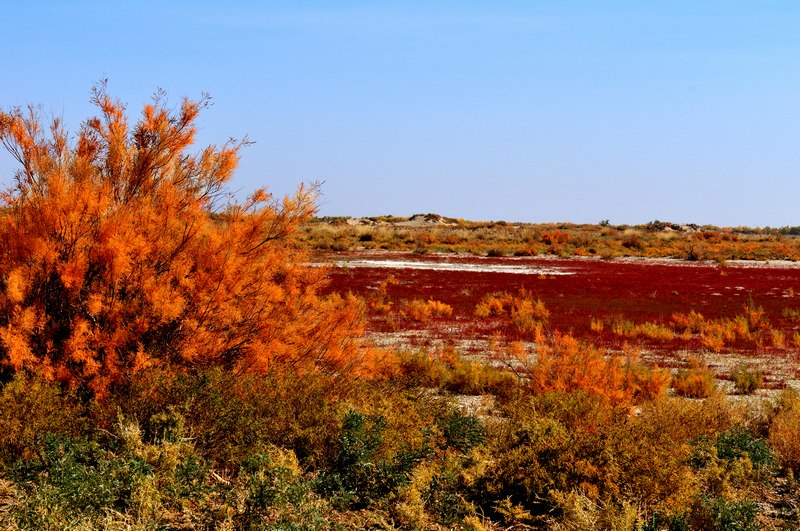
[404,299,432,322]
[541,230,570,245]
[743,300,768,330]
[670,310,705,334]
[527,333,669,405]
[672,356,717,398]
[0,86,363,395]
[769,390,800,473]
[401,299,453,322]
[700,324,726,352]
[474,295,506,318]
[475,290,548,340]
[426,299,453,318]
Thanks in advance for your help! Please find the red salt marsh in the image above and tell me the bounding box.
[319,252,800,382]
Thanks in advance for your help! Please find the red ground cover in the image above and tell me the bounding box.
[320,251,800,371]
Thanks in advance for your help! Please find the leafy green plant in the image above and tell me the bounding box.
[640,512,690,531]
[9,434,154,524]
[316,410,431,509]
[689,496,760,531]
[714,425,775,471]
[235,447,328,530]
[442,411,486,453]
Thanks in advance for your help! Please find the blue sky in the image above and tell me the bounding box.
[2,1,800,227]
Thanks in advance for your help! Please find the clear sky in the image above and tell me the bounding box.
[2,1,799,227]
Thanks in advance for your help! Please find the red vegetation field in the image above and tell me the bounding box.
[321,251,800,386]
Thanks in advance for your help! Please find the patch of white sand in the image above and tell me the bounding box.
[330,259,574,275]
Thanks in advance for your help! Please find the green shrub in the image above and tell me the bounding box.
[714,425,775,471]
[442,411,486,453]
[690,425,776,496]
[425,465,478,525]
[641,512,690,531]
[9,433,154,525]
[317,409,432,509]
[689,496,759,531]
[235,447,329,530]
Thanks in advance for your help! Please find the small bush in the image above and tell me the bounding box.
[427,299,454,318]
[672,357,717,398]
[714,426,775,471]
[0,373,84,465]
[528,333,670,405]
[395,350,520,398]
[9,433,155,525]
[768,389,800,474]
[622,233,645,250]
[316,410,431,509]
[106,367,342,470]
[730,365,763,395]
[541,230,570,245]
[402,299,453,322]
[235,447,326,529]
[475,291,548,320]
[442,411,486,453]
[688,496,760,531]
[641,512,690,531]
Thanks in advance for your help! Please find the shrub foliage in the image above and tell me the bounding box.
[0,85,361,394]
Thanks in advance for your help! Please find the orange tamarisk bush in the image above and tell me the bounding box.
[0,83,363,396]
[528,333,670,405]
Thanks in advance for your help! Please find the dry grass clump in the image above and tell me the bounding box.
[401,298,453,322]
[672,356,719,398]
[730,364,764,395]
[393,348,518,398]
[610,318,674,341]
[475,290,549,340]
[768,389,800,475]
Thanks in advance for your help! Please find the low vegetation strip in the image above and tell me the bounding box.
[303,215,800,261]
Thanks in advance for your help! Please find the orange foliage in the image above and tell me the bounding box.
[527,333,670,405]
[475,290,548,340]
[672,356,717,398]
[0,84,363,395]
[401,298,453,322]
[540,230,570,245]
